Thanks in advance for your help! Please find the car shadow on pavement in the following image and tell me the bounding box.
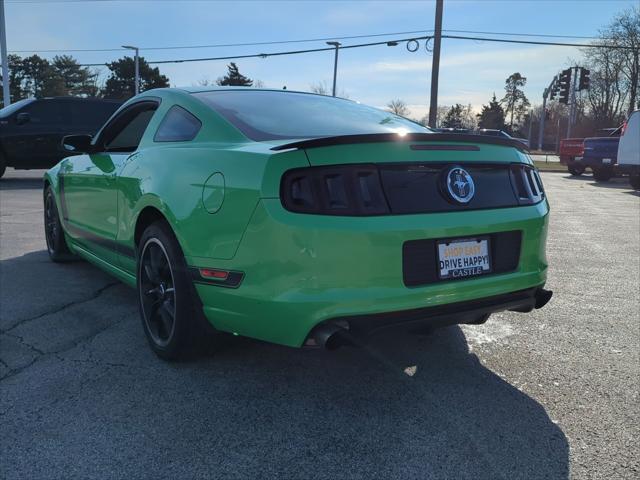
[0,176,43,191]
[1,250,569,479]
[185,329,570,478]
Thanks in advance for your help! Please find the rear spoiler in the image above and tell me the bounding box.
[270,133,528,152]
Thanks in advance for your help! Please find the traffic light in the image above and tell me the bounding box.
[578,68,590,90]
[558,68,572,104]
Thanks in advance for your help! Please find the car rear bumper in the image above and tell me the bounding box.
[189,199,550,348]
[307,286,552,344]
[582,156,617,168]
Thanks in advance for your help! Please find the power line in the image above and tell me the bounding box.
[441,34,629,49]
[8,28,607,55]
[80,34,633,67]
[76,35,434,67]
[8,30,433,53]
[445,29,600,40]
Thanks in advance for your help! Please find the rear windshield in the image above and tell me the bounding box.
[193,90,430,141]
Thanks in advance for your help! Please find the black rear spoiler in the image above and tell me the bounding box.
[270,133,528,152]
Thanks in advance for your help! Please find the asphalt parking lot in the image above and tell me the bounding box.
[1,168,638,479]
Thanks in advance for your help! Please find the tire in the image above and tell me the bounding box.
[44,186,74,262]
[593,167,613,182]
[568,164,585,176]
[137,221,215,360]
[0,152,6,178]
[630,175,640,191]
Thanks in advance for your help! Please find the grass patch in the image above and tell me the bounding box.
[533,160,566,172]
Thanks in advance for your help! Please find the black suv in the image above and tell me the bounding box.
[0,97,122,177]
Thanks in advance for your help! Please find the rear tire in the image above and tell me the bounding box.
[568,164,585,176]
[44,186,74,262]
[593,167,613,182]
[630,175,640,191]
[137,221,217,361]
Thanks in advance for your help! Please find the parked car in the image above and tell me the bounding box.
[615,110,640,190]
[0,97,122,177]
[476,128,530,148]
[582,127,622,182]
[559,138,585,175]
[43,87,552,360]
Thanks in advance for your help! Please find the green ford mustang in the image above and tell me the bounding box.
[43,87,552,359]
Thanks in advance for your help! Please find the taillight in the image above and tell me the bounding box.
[621,121,628,136]
[281,165,390,215]
[510,164,545,204]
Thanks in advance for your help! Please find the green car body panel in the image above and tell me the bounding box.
[45,87,549,349]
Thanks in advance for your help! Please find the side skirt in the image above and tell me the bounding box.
[72,242,137,288]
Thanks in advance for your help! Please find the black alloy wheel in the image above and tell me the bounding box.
[137,221,220,360]
[44,186,73,262]
[139,238,177,348]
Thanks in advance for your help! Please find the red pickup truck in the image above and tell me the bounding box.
[559,138,585,175]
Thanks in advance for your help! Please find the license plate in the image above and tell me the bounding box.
[603,158,612,164]
[437,237,491,280]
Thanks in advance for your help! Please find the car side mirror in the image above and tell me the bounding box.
[16,112,30,125]
[62,134,95,153]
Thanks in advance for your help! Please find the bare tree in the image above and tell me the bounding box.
[584,45,628,128]
[605,6,640,114]
[583,6,639,121]
[387,99,410,117]
[310,81,330,95]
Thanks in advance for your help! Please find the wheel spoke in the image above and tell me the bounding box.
[144,263,159,284]
[139,238,176,346]
[157,307,173,339]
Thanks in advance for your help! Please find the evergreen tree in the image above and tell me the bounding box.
[442,104,465,128]
[0,54,27,106]
[500,72,530,131]
[477,94,506,130]
[216,62,253,86]
[104,56,169,99]
[51,55,99,97]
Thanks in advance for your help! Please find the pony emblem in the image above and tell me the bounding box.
[444,167,475,204]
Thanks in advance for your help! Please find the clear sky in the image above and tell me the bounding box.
[4,0,637,118]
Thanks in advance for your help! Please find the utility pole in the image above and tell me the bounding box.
[122,45,140,95]
[538,91,548,151]
[428,0,443,128]
[0,0,10,108]
[326,42,341,97]
[538,77,555,151]
[567,66,578,138]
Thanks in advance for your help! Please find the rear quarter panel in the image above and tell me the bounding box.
[117,143,309,273]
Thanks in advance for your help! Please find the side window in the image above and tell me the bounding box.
[101,103,158,153]
[69,101,121,130]
[154,105,201,142]
[24,100,70,125]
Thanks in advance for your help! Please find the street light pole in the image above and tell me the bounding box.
[326,41,341,97]
[0,0,10,107]
[428,0,444,128]
[122,45,140,95]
